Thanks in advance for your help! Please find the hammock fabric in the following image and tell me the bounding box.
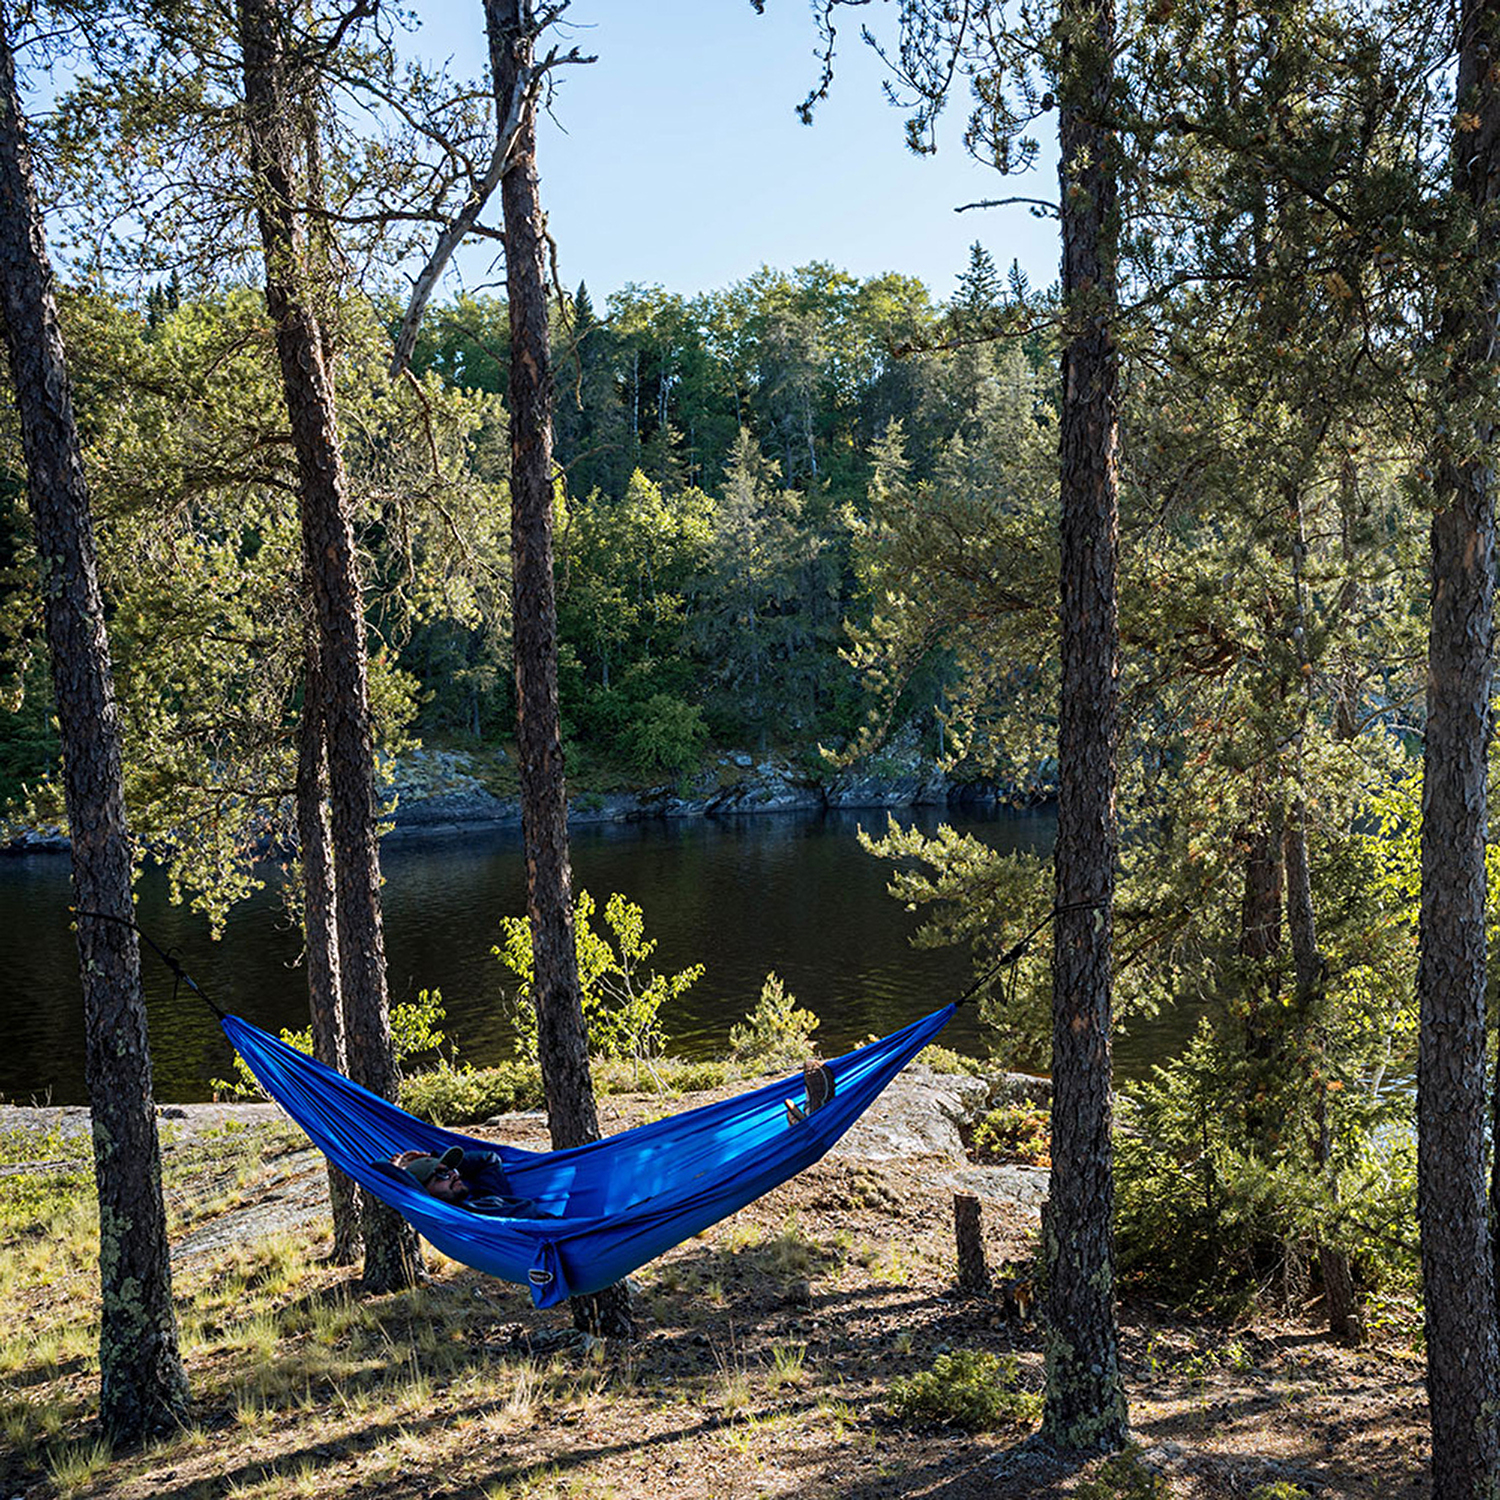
[222,1003,955,1307]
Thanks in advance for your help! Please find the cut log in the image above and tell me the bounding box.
[954,1191,990,1294]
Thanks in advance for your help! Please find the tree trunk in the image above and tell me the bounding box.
[238,0,421,1292]
[296,601,360,1263]
[295,44,358,1268]
[1239,811,1283,1153]
[954,1192,990,1294]
[489,0,632,1339]
[0,6,188,1441]
[1283,811,1359,1342]
[1041,0,1126,1452]
[1417,0,1500,1487]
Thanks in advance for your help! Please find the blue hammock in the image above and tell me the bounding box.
[223,1003,955,1307]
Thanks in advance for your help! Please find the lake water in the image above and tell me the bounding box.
[0,806,1189,1105]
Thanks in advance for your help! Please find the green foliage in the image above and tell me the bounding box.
[1246,1485,1310,1500]
[0,647,58,818]
[495,890,703,1068]
[1073,1447,1171,1500]
[727,972,821,1071]
[620,693,709,779]
[1114,1020,1416,1305]
[2,288,499,925]
[916,1043,984,1075]
[400,1060,543,1125]
[888,1349,1041,1431]
[971,1103,1050,1167]
[859,815,1055,1054]
[691,429,843,740]
[592,1055,731,1096]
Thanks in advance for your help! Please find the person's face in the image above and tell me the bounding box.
[425,1165,469,1203]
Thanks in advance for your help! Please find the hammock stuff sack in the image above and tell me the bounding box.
[222,1003,956,1308]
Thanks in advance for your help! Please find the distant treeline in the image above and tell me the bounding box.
[0,245,1048,825]
[399,250,1051,769]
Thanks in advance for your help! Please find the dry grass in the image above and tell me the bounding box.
[0,1103,1432,1500]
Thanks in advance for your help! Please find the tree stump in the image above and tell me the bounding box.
[954,1192,990,1294]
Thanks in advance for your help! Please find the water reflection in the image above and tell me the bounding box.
[0,803,1186,1104]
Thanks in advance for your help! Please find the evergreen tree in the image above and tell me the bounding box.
[694,428,829,742]
[0,2,188,1440]
[237,0,420,1292]
[489,0,631,1338]
[1417,0,1500,1483]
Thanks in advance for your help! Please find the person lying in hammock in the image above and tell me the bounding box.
[393,1147,557,1218]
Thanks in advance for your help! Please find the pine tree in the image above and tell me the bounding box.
[0,3,188,1440]
[237,0,421,1291]
[489,0,632,1338]
[1416,0,1500,1484]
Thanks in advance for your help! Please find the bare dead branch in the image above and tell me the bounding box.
[387,5,594,377]
[956,194,1060,217]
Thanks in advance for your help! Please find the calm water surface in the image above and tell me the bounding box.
[0,806,1189,1104]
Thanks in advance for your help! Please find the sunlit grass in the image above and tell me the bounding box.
[222,1309,282,1361]
[767,1340,808,1390]
[0,1108,952,1500]
[46,1436,112,1499]
[818,1395,858,1438]
[721,1407,801,1453]
[720,1220,762,1254]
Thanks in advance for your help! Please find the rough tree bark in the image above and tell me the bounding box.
[490,0,631,1338]
[1041,0,1127,1452]
[238,0,421,1291]
[1283,811,1358,1343]
[1417,0,1500,1488]
[0,2,189,1442]
[1283,483,1358,1343]
[295,605,360,1262]
[1239,811,1283,1158]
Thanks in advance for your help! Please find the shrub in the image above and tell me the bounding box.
[667,1059,731,1092]
[889,1349,1041,1431]
[400,1060,544,1125]
[728,972,821,1071]
[1074,1447,1171,1500]
[918,1043,985,1075]
[497,889,703,1073]
[971,1103,1051,1167]
[619,693,709,779]
[593,1056,732,1096]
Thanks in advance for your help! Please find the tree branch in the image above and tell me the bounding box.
[388,3,594,377]
[956,194,1059,218]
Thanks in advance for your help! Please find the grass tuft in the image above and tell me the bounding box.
[46,1436,112,1498]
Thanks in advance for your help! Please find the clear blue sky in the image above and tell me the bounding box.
[406,1,1060,307]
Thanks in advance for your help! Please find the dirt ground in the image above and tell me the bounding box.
[0,1087,1431,1500]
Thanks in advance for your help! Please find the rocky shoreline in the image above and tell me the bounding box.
[385,751,1046,842]
[4,743,1056,853]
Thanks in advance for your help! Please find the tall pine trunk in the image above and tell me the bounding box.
[238,0,421,1291]
[1417,0,1500,1486]
[489,0,631,1338]
[1283,483,1359,1343]
[1041,0,1126,1451]
[0,5,188,1441]
[296,600,360,1262]
[1282,810,1359,1342]
[1239,810,1283,1156]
